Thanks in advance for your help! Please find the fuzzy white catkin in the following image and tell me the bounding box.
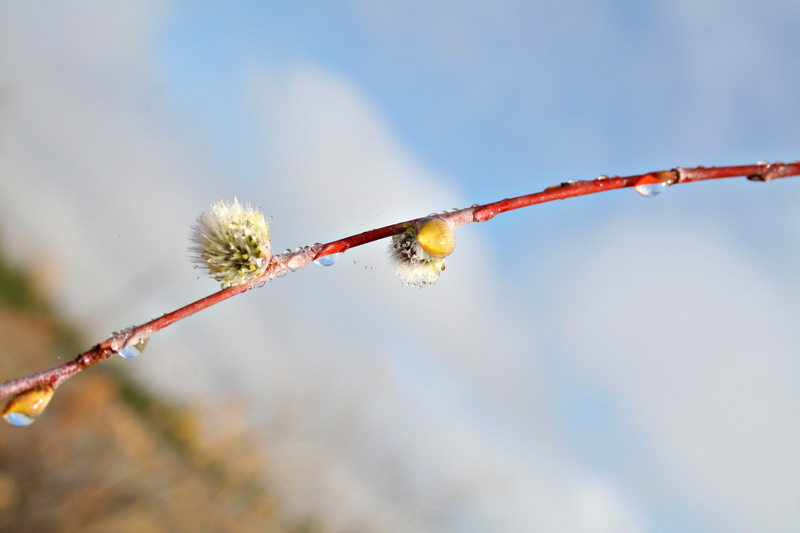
[190,199,272,287]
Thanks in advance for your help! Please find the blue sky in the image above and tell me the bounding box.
[1,2,799,532]
[157,1,800,187]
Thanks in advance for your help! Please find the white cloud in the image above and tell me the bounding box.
[547,213,800,532]
[0,0,209,324]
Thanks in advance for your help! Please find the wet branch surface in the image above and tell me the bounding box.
[1,162,798,402]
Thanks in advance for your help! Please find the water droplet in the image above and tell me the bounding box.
[416,218,456,259]
[596,174,609,180]
[118,336,150,359]
[314,253,341,267]
[2,385,54,427]
[276,271,287,278]
[634,174,672,197]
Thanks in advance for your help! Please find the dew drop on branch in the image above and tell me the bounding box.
[2,384,55,427]
[314,253,341,267]
[117,336,150,359]
[634,174,673,197]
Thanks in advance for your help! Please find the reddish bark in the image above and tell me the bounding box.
[1,162,797,401]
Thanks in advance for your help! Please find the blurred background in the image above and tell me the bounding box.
[1,1,799,531]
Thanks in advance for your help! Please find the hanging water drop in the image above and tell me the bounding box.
[118,336,150,359]
[415,218,456,259]
[634,174,672,197]
[2,384,55,427]
[314,253,341,267]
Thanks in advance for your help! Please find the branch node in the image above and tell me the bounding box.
[747,161,787,182]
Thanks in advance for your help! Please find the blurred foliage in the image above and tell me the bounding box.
[0,249,302,532]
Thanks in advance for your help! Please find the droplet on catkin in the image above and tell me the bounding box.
[415,218,456,259]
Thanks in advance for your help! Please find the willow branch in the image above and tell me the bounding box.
[1,161,797,401]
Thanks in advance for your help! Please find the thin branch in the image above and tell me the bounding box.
[1,161,797,401]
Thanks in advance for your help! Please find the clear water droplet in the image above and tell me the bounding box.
[314,253,341,267]
[118,336,150,359]
[2,384,54,427]
[634,174,672,197]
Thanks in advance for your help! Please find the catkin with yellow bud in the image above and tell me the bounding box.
[190,199,272,287]
[389,217,456,286]
[415,217,456,258]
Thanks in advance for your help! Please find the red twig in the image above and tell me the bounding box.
[1,162,797,401]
